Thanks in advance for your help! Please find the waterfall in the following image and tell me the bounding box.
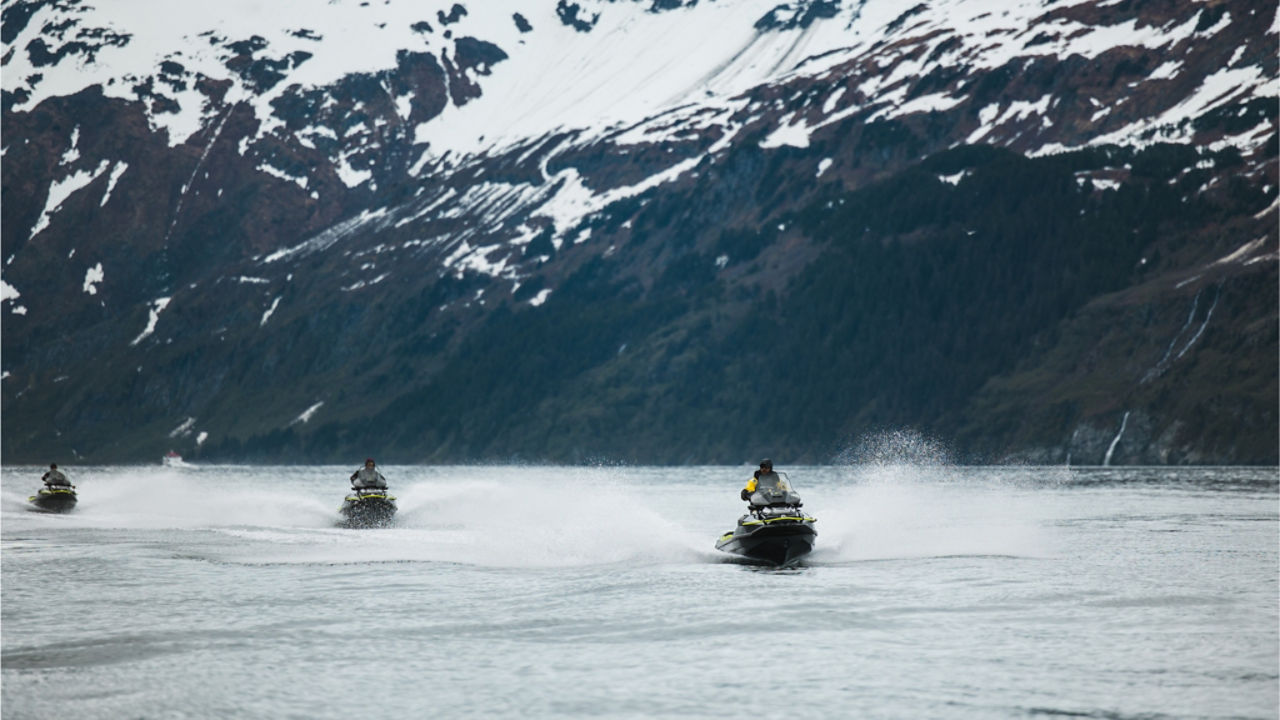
[1142,290,1200,384]
[1175,286,1221,360]
[1103,411,1130,467]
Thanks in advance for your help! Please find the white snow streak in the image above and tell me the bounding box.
[260,296,282,327]
[292,401,324,425]
[1211,237,1268,267]
[131,297,172,346]
[341,273,390,292]
[169,417,197,438]
[30,160,111,240]
[263,207,390,264]
[166,109,232,243]
[100,162,129,206]
[258,163,309,189]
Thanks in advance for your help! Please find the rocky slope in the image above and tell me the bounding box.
[2,0,1276,464]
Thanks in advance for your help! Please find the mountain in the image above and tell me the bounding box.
[2,0,1276,465]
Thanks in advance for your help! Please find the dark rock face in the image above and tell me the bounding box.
[755,1,843,31]
[556,1,599,32]
[1,0,1275,465]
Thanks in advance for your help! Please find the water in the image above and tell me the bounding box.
[2,464,1276,719]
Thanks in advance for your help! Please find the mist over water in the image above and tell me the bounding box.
[3,462,1276,719]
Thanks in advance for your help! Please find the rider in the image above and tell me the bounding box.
[350,458,388,492]
[740,458,789,504]
[41,458,71,486]
[41,463,71,489]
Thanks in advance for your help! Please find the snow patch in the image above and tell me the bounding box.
[30,161,111,240]
[874,91,963,122]
[260,296,282,327]
[1211,237,1268,266]
[1086,64,1270,151]
[60,127,81,166]
[334,157,373,188]
[258,162,309,189]
[82,263,105,295]
[263,208,390,264]
[341,273,390,292]
[169,417,197,438]
[292,401,325,425]
[1148,60,1182,81]
[100,162,129,206]
[131,297,172,346]
[529,288,553,306]
[759,117,810,149]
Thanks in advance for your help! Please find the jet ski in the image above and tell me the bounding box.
[28,485,78,513]
[338,487,397,528]
[715,472,816,566]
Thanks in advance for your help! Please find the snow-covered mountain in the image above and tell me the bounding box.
[3,0,1277,464]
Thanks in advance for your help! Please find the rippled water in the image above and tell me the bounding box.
[2,464,1276,719]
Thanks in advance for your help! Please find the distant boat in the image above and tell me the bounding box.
[162,450,184,467]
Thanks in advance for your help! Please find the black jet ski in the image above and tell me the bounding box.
[715,472,816,566]
[29,485,78,513]
[338,487,397,528]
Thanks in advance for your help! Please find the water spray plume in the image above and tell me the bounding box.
[834,428,953,468]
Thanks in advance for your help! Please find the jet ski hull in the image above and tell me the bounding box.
[338,492,397,528]
[28,488,77,513]
[716,516,816,566]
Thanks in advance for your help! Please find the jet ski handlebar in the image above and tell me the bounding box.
[749,503,804,519]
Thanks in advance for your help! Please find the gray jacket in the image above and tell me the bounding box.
[42,469,70,487]
[350,466,388,490]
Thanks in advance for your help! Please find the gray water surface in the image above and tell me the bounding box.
[2,464,1276,719]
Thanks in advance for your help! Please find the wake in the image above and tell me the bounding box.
[1,469,714,568]
[2,461,1064,568]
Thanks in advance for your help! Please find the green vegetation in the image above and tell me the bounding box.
[218,142,1274,464]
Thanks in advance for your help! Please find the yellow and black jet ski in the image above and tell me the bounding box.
[338,487,397,528]
[715,472,816,566]
[29,485,78,513]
